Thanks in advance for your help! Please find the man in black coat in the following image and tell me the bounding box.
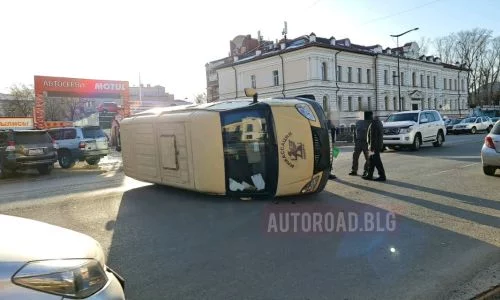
[349,112,370,176]
[363,113,386,181]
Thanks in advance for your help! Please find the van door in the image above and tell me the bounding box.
[157,121,192,187]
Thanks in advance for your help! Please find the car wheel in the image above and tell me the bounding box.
[37,164,53,175]
[58,151,75,169]
[433,131,444,147]
[471,127,477,134]
[85,157,101,165]
[483,166,496,176]
[411,134,421,151]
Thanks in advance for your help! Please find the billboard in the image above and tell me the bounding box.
[0,117,34,129]
[34,76,130,129]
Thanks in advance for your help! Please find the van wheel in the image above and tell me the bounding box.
[483,166,496,176]
[411,134,421,151]
[59,150,75,169]
[433,131,444,147]
[37,164,53,175]
[86,157,101,165]
[470,127,477,134]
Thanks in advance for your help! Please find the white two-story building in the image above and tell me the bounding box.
[210,33,469,127]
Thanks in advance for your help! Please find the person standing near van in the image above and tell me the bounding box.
[364,115,386,181]
[328,118,337,180]
[349,111,370,176]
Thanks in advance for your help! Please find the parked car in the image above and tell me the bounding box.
[97,102,119,113]
[490,117,500,123]
[0,129,58,178]
[382,110,446,151]
[0,214,125,299]
[48,126,109,169]
[452,116,493,134]
[446,118,463,134]
[481,120,500,176]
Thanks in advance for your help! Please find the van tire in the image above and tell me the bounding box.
[411,134,421,151]
[58,150,75,169]
[433,131,444,147]
[483,166,496,176]
[86,157,100,165]
[37,164,53,175]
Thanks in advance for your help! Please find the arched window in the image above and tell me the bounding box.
[402,97,406,110]
[358,97,362,111]
[385,96,389,111]
[337,96,342,112]
[412,72,417,87]
[428,98,431,109]
[434,98,438,109]
[393,97,397,111]
[321,62,328,81]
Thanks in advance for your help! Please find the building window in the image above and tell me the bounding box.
[348,96,353,111]
[367,69,372,84]
[392,71,397,85]
[428,98,431,109]
[384,70,388,85]
[385,96,389,111]
[401,72,405,86]
[443,78,447,90]
[454,79,457,90]
[420,74,424,87]
[461,79,465,91]
[273,70,279,86]
[336,66,342,82]
[358,97,362,111]
[323,95,329,111]
[321,62,328,81]
[246,124,253,132]
[402,97,406,110]
[434,98,438,109]
[338,96,342,111]
[412,72,417,87]
[427,75,430,88]
[357,68,362,83]
[433,76,437,88]
[367,97,372,110]
[251,75,256,89]
[393,97,397,111]
[348,67,353,83]
[449,79,452,90]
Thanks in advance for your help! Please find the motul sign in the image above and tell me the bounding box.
[94,83,126,91]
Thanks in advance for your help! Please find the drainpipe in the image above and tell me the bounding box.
[374,54,378,112]
[458,68,462,117]
[334,49,344,111]
[278,53,286,97]
[231,65,238,98]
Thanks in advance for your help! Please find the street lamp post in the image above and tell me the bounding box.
[391,27,419,111]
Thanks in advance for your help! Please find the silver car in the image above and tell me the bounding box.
[0,214,125,299]
[481,120,500,176]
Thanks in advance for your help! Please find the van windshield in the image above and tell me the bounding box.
[386,113,419,122]
[221,106,276,194]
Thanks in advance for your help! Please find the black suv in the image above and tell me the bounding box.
[0,130,58,178]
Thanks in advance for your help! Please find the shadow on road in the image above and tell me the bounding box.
[106,184,499,300]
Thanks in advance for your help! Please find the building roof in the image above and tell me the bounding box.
[211,33,469,72]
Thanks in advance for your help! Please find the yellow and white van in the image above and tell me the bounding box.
[120,89,332,198]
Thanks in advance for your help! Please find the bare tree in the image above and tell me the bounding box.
[418,37,431,56]
[61,97,84,121]
[194,92,207,104]
[45,97,65,121]
[433,34,457,63]
[7,84,35,117]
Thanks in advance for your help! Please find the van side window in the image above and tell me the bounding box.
[63,129,77,140]
[48,130,62,140]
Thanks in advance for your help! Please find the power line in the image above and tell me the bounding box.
[362,0,444,26]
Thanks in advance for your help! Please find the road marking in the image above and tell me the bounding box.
[425,162,480,176]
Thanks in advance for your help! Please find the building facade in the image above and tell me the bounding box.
[208,33,469,127]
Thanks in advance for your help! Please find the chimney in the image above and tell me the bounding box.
[309,32,316,43]
[330,36,336,45]
[280,43,286,50]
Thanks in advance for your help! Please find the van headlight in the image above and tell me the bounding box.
[13,259,108,298]
[296,104,316,121]
[399,126,413,134]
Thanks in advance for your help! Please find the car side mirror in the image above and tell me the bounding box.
[420,118,429,124]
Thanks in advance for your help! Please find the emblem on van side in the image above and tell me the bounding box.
[279,132,306,168]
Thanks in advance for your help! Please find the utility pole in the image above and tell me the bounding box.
[391,27,419,111]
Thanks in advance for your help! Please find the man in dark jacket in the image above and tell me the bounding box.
[349,112,370,176]
[363,114,386,181]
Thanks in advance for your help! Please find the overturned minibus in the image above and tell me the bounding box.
[120,89,332,198]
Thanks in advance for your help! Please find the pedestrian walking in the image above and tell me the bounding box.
[363,114,386,181]
[349,111,370,176]
[328,118,337,180]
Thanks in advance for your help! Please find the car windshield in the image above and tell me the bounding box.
[460,117,476,123]
[491,122,500,134]
[14,131,51,144]
[386,113,419,122]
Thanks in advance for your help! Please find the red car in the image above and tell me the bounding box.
[97,102,119,113]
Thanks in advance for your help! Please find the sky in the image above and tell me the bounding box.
[1,0,498,100]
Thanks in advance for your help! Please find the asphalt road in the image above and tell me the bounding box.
[0,134,499,300]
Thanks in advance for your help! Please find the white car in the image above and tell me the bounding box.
[382,110,446,151]
[481,120,500,176]
[452,116,494,134]
[0,214,125,299]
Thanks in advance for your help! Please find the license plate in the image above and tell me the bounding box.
[29,149,43,155]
